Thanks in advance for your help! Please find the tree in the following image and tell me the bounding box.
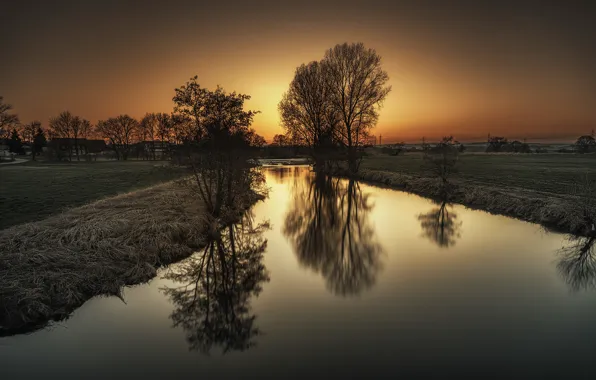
[322,43,391,172]
[173,78,261,149]
[279,61,338,165]
[33,126,47,160]
[21,121,42,160]
[96,115,139,160]
[575,135,596,154]
[8,128,24,154]
[271,134,290,147]
[486,136,508,152]
[423,136,460,191]
[139,113,158,159]
[172,76,212,142]
[48,111,91,161]
[155,113,173,158]
[0,96,20,140]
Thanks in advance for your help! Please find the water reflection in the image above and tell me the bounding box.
[162,211,270,354]
[283,171,383,296]
[417,200,462,248]
[265,166,304,184]
[557,236,596,292]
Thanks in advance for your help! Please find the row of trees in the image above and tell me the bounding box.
[278,43,391,173]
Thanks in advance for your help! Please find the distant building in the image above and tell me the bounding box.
[47,138,107,160]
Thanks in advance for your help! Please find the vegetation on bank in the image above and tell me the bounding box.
[0,178,263,335]
[335,152,596,237]
[0,161,189,230]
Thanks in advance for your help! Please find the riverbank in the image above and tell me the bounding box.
[0,179,262,335]
[334,167,595,237]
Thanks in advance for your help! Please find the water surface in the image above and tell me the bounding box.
[2,166,595,379]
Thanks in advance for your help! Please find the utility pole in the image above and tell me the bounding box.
[379,135,382,146]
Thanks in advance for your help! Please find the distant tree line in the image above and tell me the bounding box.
[1,80,267,162]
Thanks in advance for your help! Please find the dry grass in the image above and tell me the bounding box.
[0,180,212,335]
[339,168,595,237]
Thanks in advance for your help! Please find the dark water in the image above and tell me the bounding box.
[2,166,596,379]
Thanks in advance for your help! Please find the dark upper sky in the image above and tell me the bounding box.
[1,0,595,142]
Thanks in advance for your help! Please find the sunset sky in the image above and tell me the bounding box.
[1,0,594,142]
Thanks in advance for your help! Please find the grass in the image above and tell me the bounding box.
[361,152,596,198]
[0,160,189,230]
[0,181,209,334]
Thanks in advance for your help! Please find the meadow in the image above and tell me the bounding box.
[361,151,596,199]
[0,161,189,230]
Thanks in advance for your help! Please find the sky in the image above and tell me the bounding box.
[1,0,595,142]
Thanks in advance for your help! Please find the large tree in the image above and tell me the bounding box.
[322,43,391,172]
[0,96,20,140]
[49,111,91,161]
[96,115,139,160]
[279,61,338,161]
[173,78,260,148]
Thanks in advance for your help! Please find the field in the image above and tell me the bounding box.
[0,161,189,230]
[361,152,596,199]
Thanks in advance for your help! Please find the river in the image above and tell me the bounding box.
[2,166,595,379]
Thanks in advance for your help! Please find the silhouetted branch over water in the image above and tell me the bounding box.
[557,236,596,292]
[283,171,383,296]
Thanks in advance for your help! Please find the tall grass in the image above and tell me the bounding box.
[0,181,210,335]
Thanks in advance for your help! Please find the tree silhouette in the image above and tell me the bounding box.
[96,115,139,160]
[48,111,92,161]
[0,96,19,140]
[162,212,270,354]
[417,200,463,248]
[322,43,391,173]
[557,236,596,292]
[279,61,339,167]
[21,121,42,160]
[283,172,383,296]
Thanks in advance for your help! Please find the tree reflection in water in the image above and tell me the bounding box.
[417,200,462,248]
[557,236,596,292]
[162,212,270,354]
[283,172,383,296]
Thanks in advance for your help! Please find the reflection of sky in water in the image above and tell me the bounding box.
[2,166,596,379]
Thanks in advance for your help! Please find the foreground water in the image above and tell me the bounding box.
[2,166,595,379]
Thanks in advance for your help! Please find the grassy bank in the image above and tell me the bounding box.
[361,152,596,197]
[346,153,596,236]
[0,161,189,230]
[0,179,261,335]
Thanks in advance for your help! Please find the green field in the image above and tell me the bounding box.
[361,152,596,198]
[0,161,188,230]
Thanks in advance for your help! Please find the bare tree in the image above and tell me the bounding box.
[155,113,172,158]
[322,43,391,172]
[48,111,91,161]
[423,136,460,195]
[0,96,20,140]
[21,121,42,160]
[279,61,338,166]
[139,113,158,159]
[96,115,139,160]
